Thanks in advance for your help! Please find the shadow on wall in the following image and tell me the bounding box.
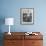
[0,16,5,46]
[0,33,4,46]
[0,16,5,32]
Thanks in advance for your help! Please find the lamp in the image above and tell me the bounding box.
[5,18,14,35]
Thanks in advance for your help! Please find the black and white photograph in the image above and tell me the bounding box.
[20,8,34,24]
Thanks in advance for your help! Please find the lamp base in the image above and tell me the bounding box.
[8,32,11,35]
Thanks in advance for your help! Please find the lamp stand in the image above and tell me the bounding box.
[8,25,11,35]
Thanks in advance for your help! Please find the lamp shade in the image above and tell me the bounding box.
[5,18,14,25]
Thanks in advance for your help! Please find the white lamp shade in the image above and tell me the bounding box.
[5,18,14,25]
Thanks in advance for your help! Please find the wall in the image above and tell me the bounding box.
[0,0,46,46]
[0,0,46,32]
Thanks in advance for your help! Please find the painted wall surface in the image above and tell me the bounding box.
[0,0,46,46]
[0,0,46,32]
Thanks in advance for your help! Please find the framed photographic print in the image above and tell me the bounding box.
[20,8,34,25]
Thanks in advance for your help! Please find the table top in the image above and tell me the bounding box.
[4,32,43,40]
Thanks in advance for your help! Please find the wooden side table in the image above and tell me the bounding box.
[4,32,43,46]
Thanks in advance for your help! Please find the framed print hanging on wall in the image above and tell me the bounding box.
[20,8,34,25]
